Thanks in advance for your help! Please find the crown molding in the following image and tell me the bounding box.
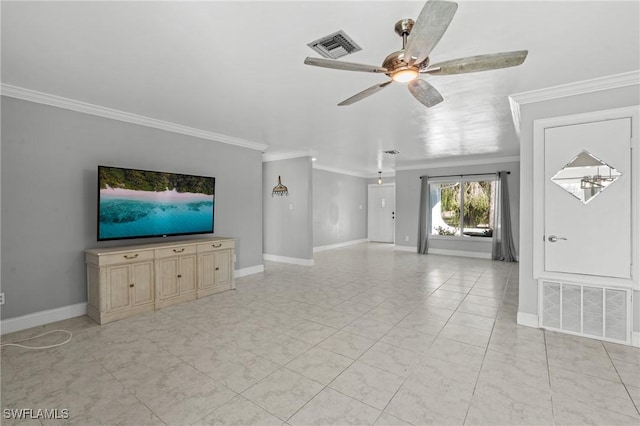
[262,150,313,162]
[261,154,384,178]
[313,163,376,178]
[395,156,520,171]
[1,84,269,151]
[374,170,396,179]
[509,71,640,106]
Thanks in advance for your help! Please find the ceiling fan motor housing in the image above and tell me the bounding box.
[383,50,426,78]
[385,18,426,79]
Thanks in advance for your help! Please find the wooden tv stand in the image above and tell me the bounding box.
[85,237,235,324]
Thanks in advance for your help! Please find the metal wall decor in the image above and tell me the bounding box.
[272,176,289,197]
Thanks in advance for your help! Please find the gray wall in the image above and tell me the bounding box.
[313,169,367,248]
[1,97,264,319]
[395,162,520,256]
[518,85,640,331]
[263,157,313,260]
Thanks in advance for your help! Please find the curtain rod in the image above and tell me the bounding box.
[419,171,510,179]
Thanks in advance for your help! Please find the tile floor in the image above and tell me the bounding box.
[1,243,639,425]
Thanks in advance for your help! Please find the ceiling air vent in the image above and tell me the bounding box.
[383,150,400,155]
[308,30,362,59]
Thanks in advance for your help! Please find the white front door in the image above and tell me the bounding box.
[544,117,632,279]
[368,184,395,243]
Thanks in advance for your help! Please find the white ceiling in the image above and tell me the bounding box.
[2,1,639,175]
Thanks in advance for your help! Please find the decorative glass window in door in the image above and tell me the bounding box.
[550,150,622,204]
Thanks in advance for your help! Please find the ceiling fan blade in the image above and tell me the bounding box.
[338,80,393,106]
[424,50,529,75]
[408,79,444,107]
[404,1,458,66]
[304,57,388,73]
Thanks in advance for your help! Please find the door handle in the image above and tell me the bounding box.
[548,235,567,243]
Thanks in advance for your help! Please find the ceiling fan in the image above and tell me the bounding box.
[304,0,528,108]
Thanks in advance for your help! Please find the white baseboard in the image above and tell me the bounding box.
[313,238,368,253]
[517,311,540,328]
[1,302,87,335]
[263,254,314,266]
[235,264,265,277]
[632,331,640,348]
[427,248,492,259]
[394,245,416,253]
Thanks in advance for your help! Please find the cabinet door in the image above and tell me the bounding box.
[106,265,131,312]
[199,252,216,290]
[215,249,233,286]
[179,255,197,294]
[132,261,154,306]
[158,258,179,299]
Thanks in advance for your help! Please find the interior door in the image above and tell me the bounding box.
[544,118,631,278]
[368,184,395,243]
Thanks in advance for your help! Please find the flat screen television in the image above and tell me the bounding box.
[98,166,215,241]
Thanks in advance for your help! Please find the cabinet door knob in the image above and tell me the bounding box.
[215,267,220,271]
[129,283,135,288]
[177,274,182,278]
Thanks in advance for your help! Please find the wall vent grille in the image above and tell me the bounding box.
[308,30,362,59]
[541,281,630,344]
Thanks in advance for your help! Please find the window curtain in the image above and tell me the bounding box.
[417,176,430,254]
[492,171,517,261]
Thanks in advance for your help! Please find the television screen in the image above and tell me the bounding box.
[98,166,215,241]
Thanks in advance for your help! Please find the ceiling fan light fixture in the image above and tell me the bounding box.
[392,68,418,82]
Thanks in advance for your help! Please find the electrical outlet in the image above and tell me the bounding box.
[0,292,5,305]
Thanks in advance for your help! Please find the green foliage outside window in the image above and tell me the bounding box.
[439,181,493,231]
[464,181,492,228]
[440,184,460,228]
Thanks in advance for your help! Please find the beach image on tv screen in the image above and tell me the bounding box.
[98,167,214,240]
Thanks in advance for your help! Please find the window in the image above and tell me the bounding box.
[430,179,495,238]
